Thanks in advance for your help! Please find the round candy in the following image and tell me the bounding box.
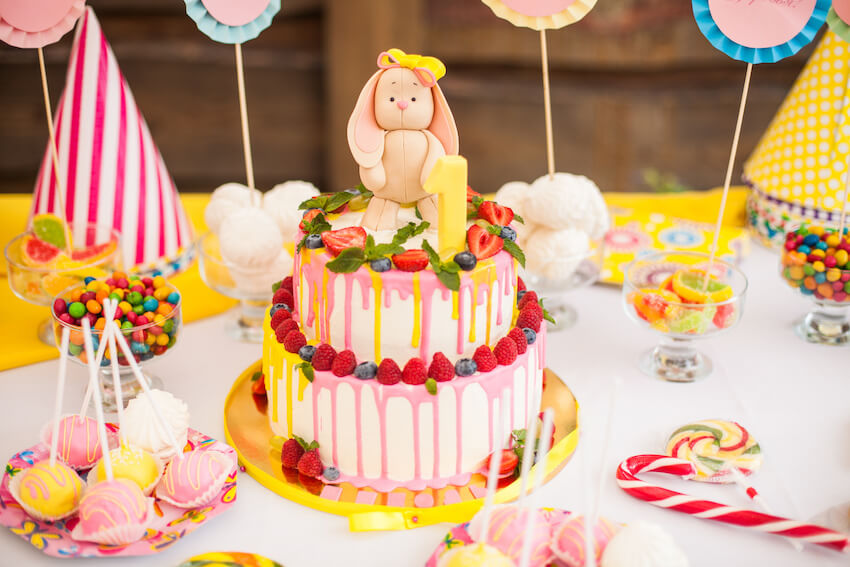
[12,460,84,521]
[665,419,762,483]
[71,479,150,545]
[68,301,86,318]
[92,445,161,495]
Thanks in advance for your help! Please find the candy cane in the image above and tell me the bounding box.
[616,455,850,553]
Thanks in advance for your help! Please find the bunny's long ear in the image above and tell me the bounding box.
[428,83,459,156]
[347,70,386,168]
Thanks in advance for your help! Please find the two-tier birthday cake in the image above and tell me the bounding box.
[258,49,547,492]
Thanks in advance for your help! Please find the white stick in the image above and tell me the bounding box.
[588,376,623,560]
[102,300,126,443]
[82,319,112,480]
[49,327,71,467]
[540,30,555,180]
[517,385,542,507]
[582,438,594,567]
[703,62,752,292]
[518,408,554,567]
[235,43,257,205]
[110,324,183,456]
[78,323,112,417]
[728,467,804,552]
[477,389,512,543]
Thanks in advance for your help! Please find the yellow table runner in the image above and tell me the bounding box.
[0,188,749,371]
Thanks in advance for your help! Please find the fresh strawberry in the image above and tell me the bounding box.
[428,352,455,382]
[494,337,518,365]
[517,291,538,311]
[283,330,307,353]
[392,249,429,272]
[311,343,337,371]
[478,201,514,226]
[250,372,266,396]
[275,319,299,342]
[297,449,324,477]
[331,350,357,377]
[402,358,428,385]
[273,288,294,308]
[517,277,526,292]
[281,275,294,294]
[466,185,481,202]
[486,449,518,476]
[508,327,528,355]
[322,226,367,257]
[299,209,321,231]
[281,438,304,469]
[516,308,542,333]
[376,359,402,385]
[467,225,503,260]
[472,345,498,373]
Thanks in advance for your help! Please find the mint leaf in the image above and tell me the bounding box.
[299,196,329,211]
[325,191,354,212]
[436,270,460,291]
[502,239,526,268]
[442,260,460,274]
[486,224,502,235]
[296,212,332,251]
[272,280,281,293]
[355,183,373,198]
[251,371,263,382]
[326,247,366,273]
[513,213,525,225]
[422,239,441,267]
[471,196,484,207]
[425,378,437,395]
[367,243,404,260]
[295,362,315,383]
[392,221,430,246]
[538,298,556,325]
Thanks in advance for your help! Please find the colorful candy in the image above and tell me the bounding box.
[665,420,762,483]
[9,461,85,521]
[782,227,850,303]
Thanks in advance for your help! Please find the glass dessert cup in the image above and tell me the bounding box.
[198,231,280,343]
[524,237,605,331]
[52,282,182,411]
[5,223,122,346]
[622,251,748,382]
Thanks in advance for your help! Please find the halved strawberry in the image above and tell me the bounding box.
[250,372,266,396]
[478,201,514,226]
[485,449,519,476]
[322,226,367,257]
[467,225,503,260]
[392,249,429,272]
[299,209,321,231]
[466,186,481,202]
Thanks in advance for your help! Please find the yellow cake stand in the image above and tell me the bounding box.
[224,361,579,531]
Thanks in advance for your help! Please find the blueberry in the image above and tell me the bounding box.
[522,327,537,345]
[299,345,316,362]
[269,303,291,317]
[370,257,392,272]
[517,290,527,303]
[305,234,324,249]
[344,188,360,195]
[455,358,477,377]
[323,466,340,482]
[499,226,517,241]
[354,361,378,380]
[453,251,477,271]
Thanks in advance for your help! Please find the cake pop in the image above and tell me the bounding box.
[91,445,162,495]
[600,522,688,567]
[550,514,618,567]
[41,414,104,470]
[9,461,85,522]
[72,478,152,545]
[156,448,233,508]
[122,389,190,462]
[437,543,516,567]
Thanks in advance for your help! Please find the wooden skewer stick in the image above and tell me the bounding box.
[37,47,73,255]
[703,62,752,292]
[540,30,556,180]
[234,43,258,206]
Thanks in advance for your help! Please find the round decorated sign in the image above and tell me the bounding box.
[692,0,828,63]
[184,0,280,44]
[481,0,597,30]
[828,0,850,43]
[0,0,85,48]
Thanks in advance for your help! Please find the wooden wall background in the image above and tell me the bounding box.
[0,0,815,196]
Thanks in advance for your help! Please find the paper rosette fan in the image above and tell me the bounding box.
[828,0,850,43]
[29,8,193,274]
[481,0,596,31]
[744,31,850,246]
[185,0,280,44]
[0,0,85,48]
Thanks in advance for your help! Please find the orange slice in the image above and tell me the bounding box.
[671,269,733,304]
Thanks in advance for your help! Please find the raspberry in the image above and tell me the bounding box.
[517,277,526,292]
[281,276,294,294]
[494,337,518,365]
[274,319,299,343]
[516,308,542,333]
[273,288,294,309]
[283,330,307,353]
[376,359,402,385]
[270,308,292,329]
[472,345,498,373]
[311,343,337,371]
[281,438,304,469]
[428,352,455,382]
[508,327,528,354]
[517,290,538,310]
[331,350,357,377]
[402,358,427,385]
[297,449,324,477]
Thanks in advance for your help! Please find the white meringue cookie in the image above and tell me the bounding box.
[524,172,609,238]
[600,522,689,567]
[219,207,284,270]
[122,390,190,463]
[230,249,293,296]
[494,180,529,221]
[262,180,320,242]
[525,227,591,283]
[204,182,262,233]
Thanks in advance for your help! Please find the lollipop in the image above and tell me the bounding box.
[156,448,233,509]
[664,420,762,483]
[8,460,84,522]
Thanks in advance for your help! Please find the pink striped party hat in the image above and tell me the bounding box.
[29,7,193,274]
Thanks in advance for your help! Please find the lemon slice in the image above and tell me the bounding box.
[671,269,733,304]
[32,213,69,249]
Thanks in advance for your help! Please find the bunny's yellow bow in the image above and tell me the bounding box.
[377,48,446,87]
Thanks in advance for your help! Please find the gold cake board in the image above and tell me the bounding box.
[223,361,579,531]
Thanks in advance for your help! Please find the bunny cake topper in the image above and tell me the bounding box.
[347,48,459,231]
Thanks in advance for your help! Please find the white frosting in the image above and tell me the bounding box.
[230,249,293,296]
[262,180,320,242]
[204,182,262,233]
[523,172,609,238]
[219,207,284,270]
[122,389,190,462]
[600,522,689,567]
[525,227,590,283]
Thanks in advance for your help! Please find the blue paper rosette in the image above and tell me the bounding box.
[692,0,828,64]
[828,7,850,44]
[184,0,280,44]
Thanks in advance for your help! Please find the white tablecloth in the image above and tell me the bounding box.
[1,244,848,567]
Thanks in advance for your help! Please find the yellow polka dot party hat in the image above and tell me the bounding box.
[744,30,850,247]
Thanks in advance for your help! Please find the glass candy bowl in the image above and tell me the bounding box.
[622,251,747,382]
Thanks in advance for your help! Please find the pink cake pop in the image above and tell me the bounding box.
[71,478,151,545]
[156,448,233,509]
[550,514,619,567]
[467,505,553,567]
[41,414,104,470]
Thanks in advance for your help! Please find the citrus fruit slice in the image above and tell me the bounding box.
[630,288,681,323]
[70,240,117,263]
[32,213,68,249]
[671,269,733,304]
[41,272,83,296]
[21,234,61,267]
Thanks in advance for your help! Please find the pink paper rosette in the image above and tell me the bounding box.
[0,0,85,48]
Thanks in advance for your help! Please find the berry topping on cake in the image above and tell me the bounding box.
[486,449,519,476]
[478,201,514,226]
[305,234,324,249]
[282,438,305,469]
[522,327,537,345]
[322,227,367,257]
[281,275,294,294]
[250,371,266,396]
[283,330,307,353]
[270,303,291,317]
[274,319,299,343]
[298,345,316,362]
[473,345,498,372]
[299,209,321,231]
[516,306,543,333]
[370,257,392,272]
[270,308,292,329]
[428,352,455,382]
[517,291,538,310]
[453,251,477,271]
[354,361,378,380]
[494,337,518,365]
[499,226,517,242]
[312,344,337,371]
[331,350,357,377]
[391,249,430,272]
[466,186,481,201]
[376,359,402,385]
[272,288,294,309]
[454,358,478,377]
[297,448,324,478]
[323,466,340,482]
[517,277,526,292]
[402,358,428,385]
[467,225,503,260]
[508,327,528,354]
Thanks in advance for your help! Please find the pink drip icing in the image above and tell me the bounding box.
[413,400,421,479]
[325,272,337,343]
[455,385,463,473]
[330,387,338,466]
[355,384,364,477]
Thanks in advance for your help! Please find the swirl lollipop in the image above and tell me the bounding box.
[665,419,762,483]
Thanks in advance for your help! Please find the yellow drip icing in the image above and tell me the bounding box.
[468,284,477,343]
[369,271,383,363]
[451,290,459,320]
[412,272,421,348]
